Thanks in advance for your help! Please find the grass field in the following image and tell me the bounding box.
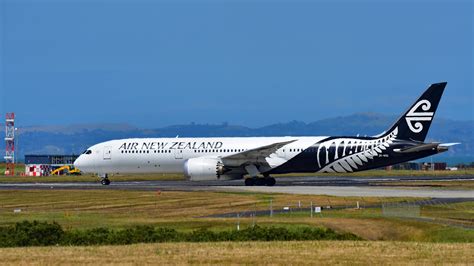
[1,241,472,265]
[1,164,472,264]
[0,189,472,264]
[0,190,472,242]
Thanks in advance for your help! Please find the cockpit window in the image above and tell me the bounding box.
[82,150,92,155]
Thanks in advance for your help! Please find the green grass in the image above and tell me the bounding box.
[421,201,474,224]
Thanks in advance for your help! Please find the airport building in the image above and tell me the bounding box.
[391,162,421,171]
[420,162,448,171]
[387,161,448,171]
[24,155,79,176]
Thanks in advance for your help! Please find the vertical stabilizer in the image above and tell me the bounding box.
[386,82,446,142]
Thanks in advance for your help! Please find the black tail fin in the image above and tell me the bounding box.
[387,82,447,142]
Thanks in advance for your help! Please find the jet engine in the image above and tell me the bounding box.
[184,158,235,181]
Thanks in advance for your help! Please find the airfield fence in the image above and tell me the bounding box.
[206,197,473,229]
[382,202,421,218]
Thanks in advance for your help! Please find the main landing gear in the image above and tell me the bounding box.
[99,174,111,186]
[244,176,276,186]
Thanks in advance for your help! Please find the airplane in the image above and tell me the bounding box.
[74,82,458,186]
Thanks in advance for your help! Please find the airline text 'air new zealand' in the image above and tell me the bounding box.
[74,82,458,186]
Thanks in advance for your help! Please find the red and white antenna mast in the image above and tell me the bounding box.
[4,113,15,176]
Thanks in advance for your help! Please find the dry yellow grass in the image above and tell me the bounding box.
[0,241,472,265]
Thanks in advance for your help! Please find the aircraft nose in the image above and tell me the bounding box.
[74,155,86,171]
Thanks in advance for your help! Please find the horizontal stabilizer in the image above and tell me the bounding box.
[439,143,461,147]
[394,142,460,154]
[394,143,439,153]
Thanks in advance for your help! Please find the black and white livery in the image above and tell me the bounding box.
[74,82,457,186]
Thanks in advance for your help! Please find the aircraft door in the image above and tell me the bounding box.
[103,146,112,160]
[277,147,286,158]
[174,149,183,159]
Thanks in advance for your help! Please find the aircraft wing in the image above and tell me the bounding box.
[221,139,296,167]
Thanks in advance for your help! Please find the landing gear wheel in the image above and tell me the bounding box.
[255,178,266,186]
[265,177,276,186]
[101,178,110,186]
[245,178,254,186]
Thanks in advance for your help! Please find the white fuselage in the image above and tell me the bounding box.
[74,136,326,175]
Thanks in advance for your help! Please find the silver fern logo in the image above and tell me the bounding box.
[316,127,398,173]
[405,99,433,133]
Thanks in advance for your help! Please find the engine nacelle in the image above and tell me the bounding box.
[184,158,235,181]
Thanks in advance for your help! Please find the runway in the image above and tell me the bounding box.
[220,185,474,198]
[0,175,473,198]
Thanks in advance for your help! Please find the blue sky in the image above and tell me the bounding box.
[1,0,472,128]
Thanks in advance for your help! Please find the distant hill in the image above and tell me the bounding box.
[1,113,472,164]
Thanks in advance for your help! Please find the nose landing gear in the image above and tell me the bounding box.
[99,174,111,185]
